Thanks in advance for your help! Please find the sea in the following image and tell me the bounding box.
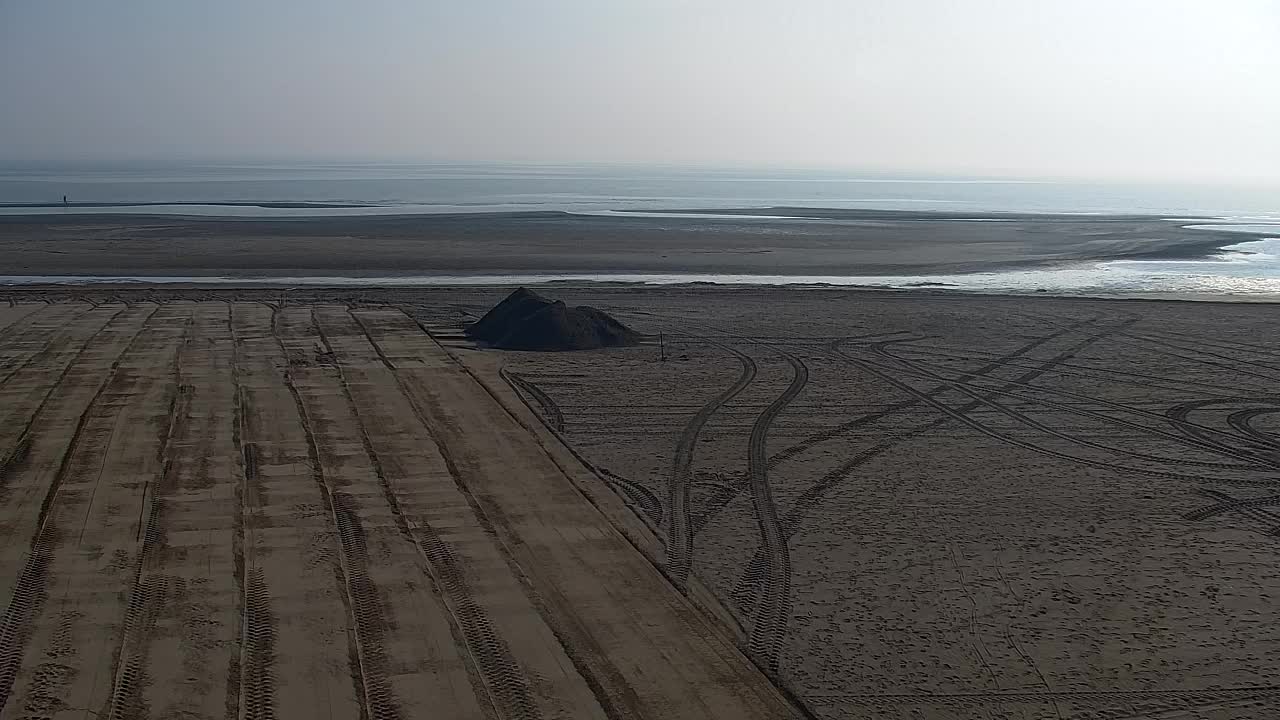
[2,162,1279,299]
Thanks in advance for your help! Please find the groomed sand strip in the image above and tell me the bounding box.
[0,301,804,720]
[350,306,806,719]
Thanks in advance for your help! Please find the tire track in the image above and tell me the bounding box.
[228,304,277,720]
[0,306,127,494]
[0,302,44,341]
[506,372,565,433]
[1184,488,1280,531]
[329,492,402,720]
[870,334,1280,467]
[347,309,547,720]
[667,343,756,590]
[1227,407,1280,449]
[497,366,666,531]
[1125,331,1280,379]
[1149,328,1280,357]
[809,685,1280,704]
[744,350,807,677]
[0,437,32,489]
[895,342,1267,399]
[268,309,401,720]
[240,569,276,720]
[866,343,1274,473]
[687,318,1102,537]
[948,545,1001,690]
[765,317,1099,464]
[0,304,158,714]
[830,343,1280,490]
[413,519,545,720]
[1024,310,1280,387]
[105,313,192,720]
[895,350,1278,458]
[1164,400,1273,459]
[598,468,664,529]
[0,304,89,387]
[732,318,1130,610]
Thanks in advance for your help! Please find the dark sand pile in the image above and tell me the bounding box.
[467,288,641,350]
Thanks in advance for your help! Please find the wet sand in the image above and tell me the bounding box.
[2,285,1279,719]
[0,210,1249,278]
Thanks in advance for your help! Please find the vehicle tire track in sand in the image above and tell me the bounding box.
[1164,400,1277,460]
[0,304,90,387]
[866,342,1276,473]
[689,319,1101,538]
[1149,328,1280,357]
[1227,407,1280,449]
[0,437,32,490]
[667,343,756,590]
[328,492,402,720]
[349,309,548,720]
[505,371,566,433]
[894,341,1268,399]
[598,468,664,529]
[1184,489,1280,533]
[0,306,126,488]
[732,319,1129,616]
[498,367,667,532]
[830,343,1280,490]
[1185,490,1280,521]
[496,365,669,534]
[743,350,807,677]
[885,347,1280,464]
[1026,310,1280,387]
[809,685,1280,704]
[1125,331,1280,379]
[890,340,1280,458]
[269,310,401,720]
[764,318,1099,471]
[228,303,277,720]
[0,303,53,355]
[0,304,158,713]
[104,315,192,720]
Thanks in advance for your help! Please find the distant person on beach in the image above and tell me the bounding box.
[62,195,68,206]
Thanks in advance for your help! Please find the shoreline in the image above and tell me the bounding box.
[5,280,1280,306]
[0,204,1226,220]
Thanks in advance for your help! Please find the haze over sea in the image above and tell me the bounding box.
[2,162,1279,299]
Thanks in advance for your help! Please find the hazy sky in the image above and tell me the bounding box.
[2,1,1277,182]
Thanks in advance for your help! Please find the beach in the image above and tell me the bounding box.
[0,211,1254,279]
[1,284,1278,719]
[6,0,1278,713]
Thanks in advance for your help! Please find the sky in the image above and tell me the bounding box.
[1,0,1277,183]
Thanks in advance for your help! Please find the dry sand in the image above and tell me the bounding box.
[414,285,1280,720]
[0,295,802,720]
[3,285,1280,720]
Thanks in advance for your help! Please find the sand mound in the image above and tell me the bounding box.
[467,288,641,351]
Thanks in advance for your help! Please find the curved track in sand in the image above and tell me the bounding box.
[667,343,757,590]
[743,350,808,676]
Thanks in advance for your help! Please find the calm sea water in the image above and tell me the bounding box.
[2,163,1278,298]
[1,162,1277,218]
